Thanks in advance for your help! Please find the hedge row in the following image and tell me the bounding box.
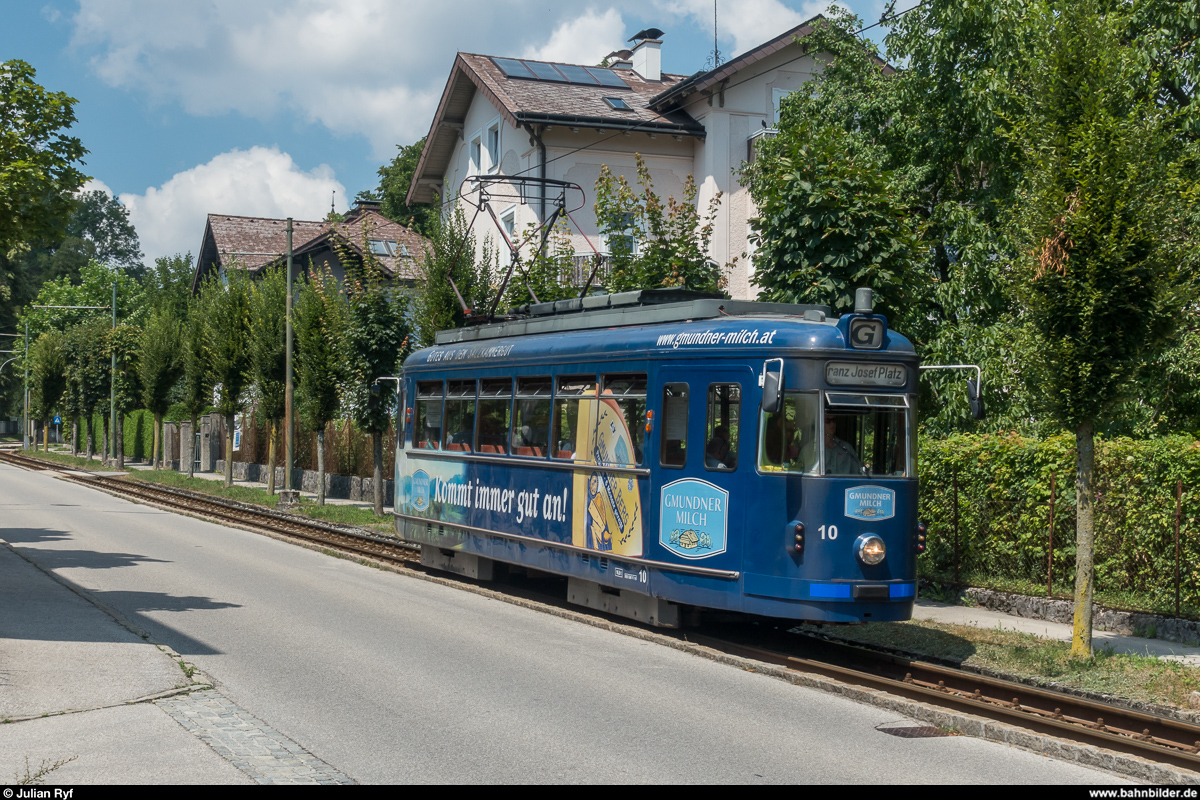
[918,433,1200,615]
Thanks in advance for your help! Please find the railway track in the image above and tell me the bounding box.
[0,450,419,567]
[4,448,1199,779]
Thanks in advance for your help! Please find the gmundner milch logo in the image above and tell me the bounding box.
[410,470,431,512]
[660,478,728,559]
[845,486,896,521]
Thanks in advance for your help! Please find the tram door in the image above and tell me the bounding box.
[655,366,754,567]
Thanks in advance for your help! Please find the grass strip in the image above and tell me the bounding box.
[8,448,103,470]
[803,618,1200,710]
[125,469,395,534]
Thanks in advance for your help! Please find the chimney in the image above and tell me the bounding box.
[629,29,663,81]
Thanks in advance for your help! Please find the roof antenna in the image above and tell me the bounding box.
[707,1,723,68]
[330,190,336,216]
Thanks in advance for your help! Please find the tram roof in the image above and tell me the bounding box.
[406,290,915,370]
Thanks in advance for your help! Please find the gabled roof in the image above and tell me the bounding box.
[192,207,425,291]
[407,53,704,205]
[647,14,894,110]
[290,208,424,281]
[193,214,326,292]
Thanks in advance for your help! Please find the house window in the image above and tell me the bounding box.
[602,212,639,257]
[368,239,401,256]
[501,206,516,241]
[470,136,483,175]
[771,87,794,126]
[486,123,501,173]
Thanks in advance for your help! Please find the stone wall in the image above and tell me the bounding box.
[965,587,1200,645]
[213,459,393,507]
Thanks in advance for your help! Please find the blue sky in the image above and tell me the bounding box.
[2,1,888,265]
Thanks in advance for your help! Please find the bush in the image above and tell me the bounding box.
[920,433,1200,616]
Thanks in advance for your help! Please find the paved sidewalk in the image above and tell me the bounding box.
[0,538,251,784]
[913,599,1200,665]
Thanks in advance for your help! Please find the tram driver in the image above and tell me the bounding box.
[824,414,865,475]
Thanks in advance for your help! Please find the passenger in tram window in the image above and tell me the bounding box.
[825,414,865,475]
[764,412,799,466]
[450,413,475,448]
[705,425,736,470]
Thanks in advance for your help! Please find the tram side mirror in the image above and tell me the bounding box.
[761,365,785,414]
[967,378,985,420]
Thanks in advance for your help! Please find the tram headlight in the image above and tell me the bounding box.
[855,534,886,566]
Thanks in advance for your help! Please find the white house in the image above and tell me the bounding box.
[408,16,868,301]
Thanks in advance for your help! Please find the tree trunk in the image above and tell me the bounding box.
[71,419,79,457]
[153,412,163,469]
[188,415,198,478]
[268,419,277,494]
[101,416,109,464]
[373,430,384,517]
[43,420,49,452]
[224,413,234,487]
[116,413,125,470]
[1071,419,1096,658]
[85,420,93,461]
[317,429,326,506]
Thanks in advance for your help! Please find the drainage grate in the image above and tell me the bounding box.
[876,725,950,739]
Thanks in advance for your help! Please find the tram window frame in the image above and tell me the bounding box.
[660,383,689,468]
[476,378,512,455]
[822,392,913,478]
[704,383,741,472]
[598,372,647,467]
[414,380,444,450]
[757,391,820,475]
[442,379,478,452]
[512,376,552,457]
[552,375,597,461]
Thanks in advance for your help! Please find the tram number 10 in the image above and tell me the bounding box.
[818,525,838,540]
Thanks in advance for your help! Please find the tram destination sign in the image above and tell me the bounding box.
[825,362,907,387]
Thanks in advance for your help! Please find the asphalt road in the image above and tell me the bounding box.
[0,463,1127,784]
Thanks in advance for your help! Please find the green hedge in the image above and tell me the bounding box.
[919,433,1200,616]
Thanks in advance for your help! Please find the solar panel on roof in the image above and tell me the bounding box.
[493,57,534,78]
[493,57,631,89]
[554,64,600,84]
[526,61,568,82]
[587,67,630,88]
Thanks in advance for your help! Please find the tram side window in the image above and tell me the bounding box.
[442,380,477,452]
[705,383,741,471]
[477,378,512,454]
[758,393,819,475]
[552,375,597,460]
[660,383,688,468]
[512,377,551,457]
[415,381,443,450]
[599,373,647,467]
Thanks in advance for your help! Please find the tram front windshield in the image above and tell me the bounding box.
[758,392,912,477]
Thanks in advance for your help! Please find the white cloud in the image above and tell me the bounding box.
[119,146,345,265]
[67,1,860,158]
[81,178,113,197]
[522,9,628,65]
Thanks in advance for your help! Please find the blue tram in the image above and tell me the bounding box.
[393,289,923,627]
